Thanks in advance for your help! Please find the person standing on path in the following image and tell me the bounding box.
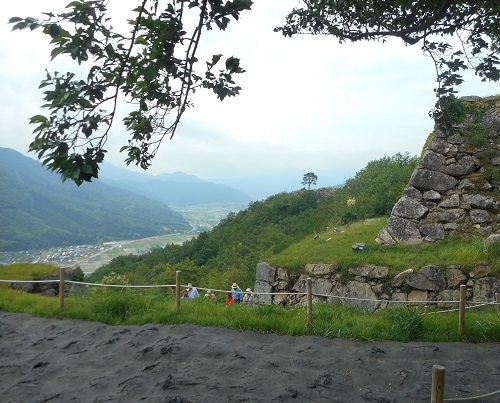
[231,283,242,304]
[242,288,254,306]
[186,283,199,299]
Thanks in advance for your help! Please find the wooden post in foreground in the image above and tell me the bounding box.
[496,293,499,315]
[458,284,466,337]
[59,267,65,309]
[306,277,313,327]
[175,270,181,314]
[430,365,445,403]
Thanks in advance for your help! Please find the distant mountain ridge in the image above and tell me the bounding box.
[0,148,191,251]
[98,162,252,206]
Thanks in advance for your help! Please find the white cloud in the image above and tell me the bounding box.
[1,0,498,191]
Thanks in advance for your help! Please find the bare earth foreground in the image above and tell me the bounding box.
[0,311,498,402]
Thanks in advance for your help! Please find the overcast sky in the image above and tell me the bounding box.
[1,0,498,193]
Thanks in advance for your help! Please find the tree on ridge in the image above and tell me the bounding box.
[302,172,318,190]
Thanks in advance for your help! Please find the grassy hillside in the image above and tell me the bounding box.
[271,217,500,274]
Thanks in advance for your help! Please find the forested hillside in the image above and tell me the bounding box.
[88,153,418,288]
[0,148,191,251]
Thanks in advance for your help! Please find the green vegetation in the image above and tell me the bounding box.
[0,263,59,280]
[85,153,420,287]
[271,218,500,274]
[0,284,498,342]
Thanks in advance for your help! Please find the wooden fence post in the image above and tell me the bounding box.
[496,293,499,315]
[306,277,313,327]
[59,267,65,309]
[175,270,181,314]
[458,284,466,337]
[430,365,445,403]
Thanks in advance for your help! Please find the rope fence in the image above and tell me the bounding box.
[431,364,500,403]
[2,272,499,325]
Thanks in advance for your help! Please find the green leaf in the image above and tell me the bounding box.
[80,164,93,174]
[50,47,65,61]
[29,115,48,124]
[49,23,61,38]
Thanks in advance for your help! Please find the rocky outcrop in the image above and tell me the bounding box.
[377,96,500,245]
[8,268,84,296]
[254,262,499,311]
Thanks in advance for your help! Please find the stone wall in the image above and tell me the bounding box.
[377,96,500,245]
[253,262,500,311]
[8,268,84,296]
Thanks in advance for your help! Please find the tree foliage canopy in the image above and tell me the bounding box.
[302,172,318,190]
[276,0,500,132]
[10,0,252,184]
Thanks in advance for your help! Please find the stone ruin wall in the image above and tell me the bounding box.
[377,96,500,245]
[253,262,500,311]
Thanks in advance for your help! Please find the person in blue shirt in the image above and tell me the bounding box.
[231,283,242,304]
[186,283,199,299]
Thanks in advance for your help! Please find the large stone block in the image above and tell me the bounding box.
[445,155,476,176]
[292,275,308,293]
[472,277,500,302]
[485,234,500,246]
[402,185,422,200]
[438,194,460,208]
[406,265,446,291]
[408,289,428,305]
[276,267,289,281]
[463,194,498,212]
[427,137,457,156]
[388,291,408,307]
[385,216,422,244]
[446,268,467,289]
[349,265,389,279]
[312,278,334,296]
[304,263,338,275]
[481,107,500,131]
[469,263,492,279]
[391,268,413,288]
[376,228,396,245]
[470,209,491,224]
[255,262,276,282]
[253,280,273,305]
[426,208,466,223]
[328,281,380,312]
[420,151,446,171]
[391,196,428,220]
[409,168,458,191]
[437,290,460,308]
[419,223,445,240]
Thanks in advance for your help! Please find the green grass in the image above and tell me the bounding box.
[0,286,498,342]
[270,217,500,274]
[0,263,60,280]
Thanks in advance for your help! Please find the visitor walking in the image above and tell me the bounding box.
[231,283,242,304]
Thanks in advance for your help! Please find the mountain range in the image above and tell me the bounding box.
[98,162,252,207]
[0,148,195,251]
